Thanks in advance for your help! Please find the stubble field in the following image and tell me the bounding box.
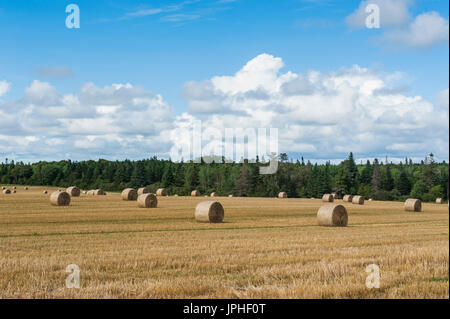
[0,186,448,298]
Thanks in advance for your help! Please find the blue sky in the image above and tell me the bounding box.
[0,0,449,163]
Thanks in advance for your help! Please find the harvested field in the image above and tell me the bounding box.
[0,186,448,298]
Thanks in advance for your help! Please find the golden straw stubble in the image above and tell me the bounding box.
[137,193,158,208]
[317,204,348,227]
[195,201,224,223]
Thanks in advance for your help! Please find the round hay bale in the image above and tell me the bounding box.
[138,187,149,196]
[405,198,421,212]
[174,194,178,197]
[368,198,373,201]
[137,193,157,208]
[13,190,16,193]
[13,186,16,190]
[191,190,200,197]
[1,186,5,190]
[322,194,334,202]
[66,186,81,197]
[50,191,71,206]
[24,187,28,190]
[352,195,364,205]
[210,192,217,197]
[331,193,337,199]
[195,201,224,223]
[436,198,443,204]
[228,194,233,198]
[317,204,348,227]
[86,190,95,195]
[343,195,353,202]
[43,190,48,194]
[278,192,287,198]
[121,188,138,201]
[156,188,168,196]
[3,189,11,194]
[94,189,106,196]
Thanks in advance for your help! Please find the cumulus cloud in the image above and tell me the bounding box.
[384,12,449,48]
[345,0,411,28]
[0,81,174,161]
[178,53,449,161]
[346,0,449,48]
[0,55,448,162]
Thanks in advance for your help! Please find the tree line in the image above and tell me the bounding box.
[0,153,448,202]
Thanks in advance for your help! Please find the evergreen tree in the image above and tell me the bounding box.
[371,159,381,193]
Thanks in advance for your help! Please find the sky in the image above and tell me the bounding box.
[0,0,448,163]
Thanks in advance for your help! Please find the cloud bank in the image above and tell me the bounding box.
[0,54,448,162]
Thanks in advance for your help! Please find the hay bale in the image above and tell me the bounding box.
[343,195,353,202]
[228,195,233,198]
[195,201,224,223]
[331,193,337,199]
[3,189,11,194]
[13,190,16,193]
[43,190,48,194]
[94,189,106,195]
[137,193,157,208]
[156,188,168,196]
[50,191,71,206]
[138,187,149,196]
[24,187,28,190]
[278,192,287,198]
[317,204,348,227]
[436,198,443,204]
[210,192,217,197]
[82,191,87,195]
[1,186,5,190]
[66,186,81,197]
[86,190,95,195]
[322,194,334,202]
[368,198,373,201]
[121,188,138,201]
[174,194,178,197]
[352,195,364,205]
[405,198,421,212]
[191,190,200,197]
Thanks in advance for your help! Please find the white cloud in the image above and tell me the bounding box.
[385,11,449,48]
[0,80,11,97]
[178,53,449,160]
[0,80,174,161]
[346,1,449,49]
[345,0,411,28]
[436,88,449,111]
[0,55,448,162]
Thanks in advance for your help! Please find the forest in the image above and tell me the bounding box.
[0,153,448,202]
